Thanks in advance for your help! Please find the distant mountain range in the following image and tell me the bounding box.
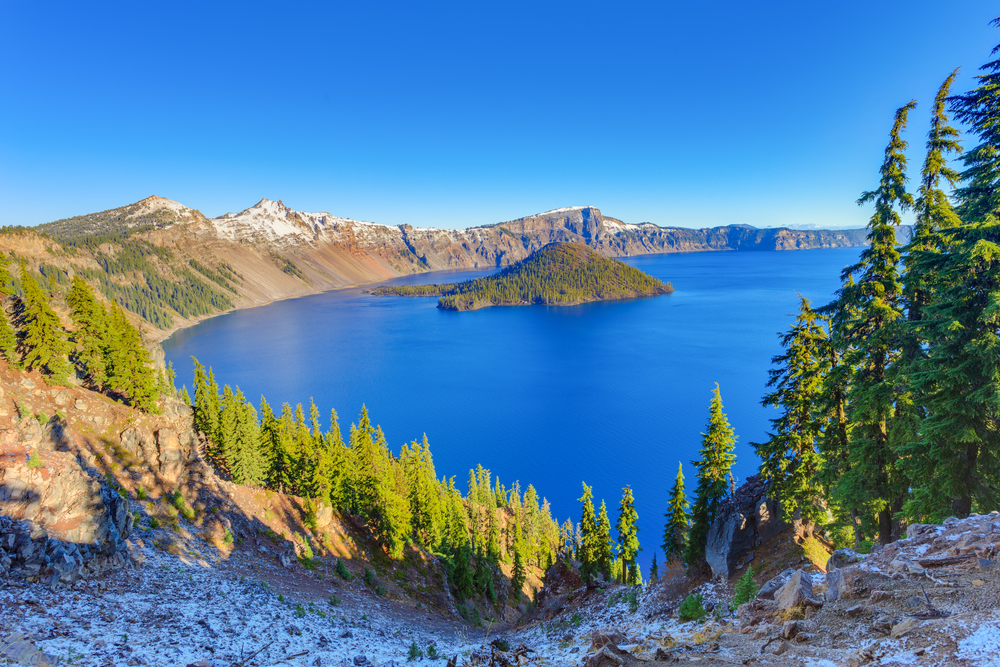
[0,196,906,336]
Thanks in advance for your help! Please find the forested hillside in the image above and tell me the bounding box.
[372,242,673,310]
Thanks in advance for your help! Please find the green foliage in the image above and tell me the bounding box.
[18,262,70,385]
[36,411,49,426]
[426,645,440,660]
[295,603,305,618]
[223,528,234,546]
[511,547,526,604]
[649,552,659,583]
[408,641,424,661]
[329,594,341,606]
[678,593,709,623]
[363,567,375,587]
[685,385,737,569]
[754,297,828,525]
[730,568,760,610]
[136,486,147,501]
[374,242,673,311]
[615,486,641,585]
[336,559,352,580]
[27,449,44,469]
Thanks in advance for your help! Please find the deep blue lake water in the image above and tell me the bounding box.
[164,247,858,574]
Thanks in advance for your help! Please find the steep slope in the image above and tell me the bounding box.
[14,196,897,337]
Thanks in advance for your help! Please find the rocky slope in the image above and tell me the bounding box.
[10,196,902,339]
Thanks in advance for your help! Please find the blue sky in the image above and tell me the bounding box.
[1,2,997,230]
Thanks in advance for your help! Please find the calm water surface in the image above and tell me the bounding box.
[164,248,858,572]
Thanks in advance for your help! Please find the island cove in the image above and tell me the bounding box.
[370,242,674,311]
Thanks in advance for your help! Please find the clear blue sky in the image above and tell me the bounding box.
[1,2,997,230]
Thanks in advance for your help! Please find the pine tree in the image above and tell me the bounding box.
[754,297,828,525]
[684,384,737,568]
[0,254,19,367]
[649,552,659,584]
[66,276,110,388]
[835,101,915,545]
[106,302,159,411]
[511,543,526,604]
[663,462,689,562]
[577,482,599,582]
[903,218,1000,518]
[615,485,641,585]
[227,389,267,486]
[595,500,614,581]
[17,262,70,385]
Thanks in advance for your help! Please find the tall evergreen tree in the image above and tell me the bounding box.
[663,462,689,562]
[834,101,915,544]
[105,302,159,411]
[649,552,659,584]
[615,485,641,585]
[66,276,110,388]
[226,389,267,486]
[0,255,19,367]
[595,500,614,581]
[17,262,70,385]
[577,482,599,582]
[684,384,737,569]
[755,297,829,525]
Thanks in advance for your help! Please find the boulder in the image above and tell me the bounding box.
[774,570,823,611]
[826,548,860,571]
[589,630,625,651]
[758,568,796,600]
[314,502,334,529]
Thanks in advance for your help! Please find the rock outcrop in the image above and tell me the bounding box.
[705,475,791,579]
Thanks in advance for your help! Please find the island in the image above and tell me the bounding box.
[371,242,674,311]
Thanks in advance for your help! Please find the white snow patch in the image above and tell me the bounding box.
[957,622,1000,666]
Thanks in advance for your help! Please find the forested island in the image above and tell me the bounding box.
[371,242,673,311]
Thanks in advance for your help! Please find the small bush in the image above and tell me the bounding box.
[136,486,147,501]
[55,409,66,422]
[170,491,186,512]
[678,593,709,623]
[278,593,285,602]
[426,644,440,660]
[376,584,387,597]
[570,612,583,627]
[626,587,639,613]
[730,567,761,610]
[856,539,874,555]
[295,603,305,618]
[223,528,234,546]
[148,517,160,529]
[299,534,314,561]
[336,559,352,580]
[329,594,341,606]
[364,567,375,587]
[27,449,44,469]
[37,411,49,426]
[493,639,510,652]
[408,641,424,661]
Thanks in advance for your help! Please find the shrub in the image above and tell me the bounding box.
[299,534,314,561]
[493,639,510,652]
[148,517,160,529]
[336,559,352,581]
[278,593,285,602]
[329,594,341,606]
[136,486,147,501]
[376,584,387,597]
[37,411,49,426]
[626,587,639,613]
[408,641,423,661]
[678,593,709,623]
[426,644,440,660]
[295,603,305,618]
[27,449,44,469]
[730,567,760,610]
[364,567,375,587]
[570,612,583,627]
[223,528,234,546]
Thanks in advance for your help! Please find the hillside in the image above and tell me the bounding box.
[372,242,674,311]
[0,196,893,336]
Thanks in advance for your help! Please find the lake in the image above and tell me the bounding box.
[164,247,859,574]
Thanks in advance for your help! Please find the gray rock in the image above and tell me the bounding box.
[775,570,823,611]
[758,568,796,600]
[704,475,791,579]
[826,548,860,571]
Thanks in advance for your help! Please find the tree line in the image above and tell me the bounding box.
[0,256,163,411]
[190,360,561,606]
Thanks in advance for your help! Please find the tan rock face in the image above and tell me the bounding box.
[775,570,824,611]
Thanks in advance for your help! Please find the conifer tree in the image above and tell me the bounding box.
[18,262,70,385]
[595,500,614,581]
[66,276,110,388]
[226,389,267,486]
[577,482,599,582]
[835,101,915,544]
[903,216,1000,518]
[755,297,828,525]
[663,462,689,562]
[649,552,659,584]
[511,543,526,604]
[685,384,737,569]
[106,302,159,411]
[615,485,641,585]
[0,255,19,367]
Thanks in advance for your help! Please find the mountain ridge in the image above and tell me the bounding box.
[1,196,906,339]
